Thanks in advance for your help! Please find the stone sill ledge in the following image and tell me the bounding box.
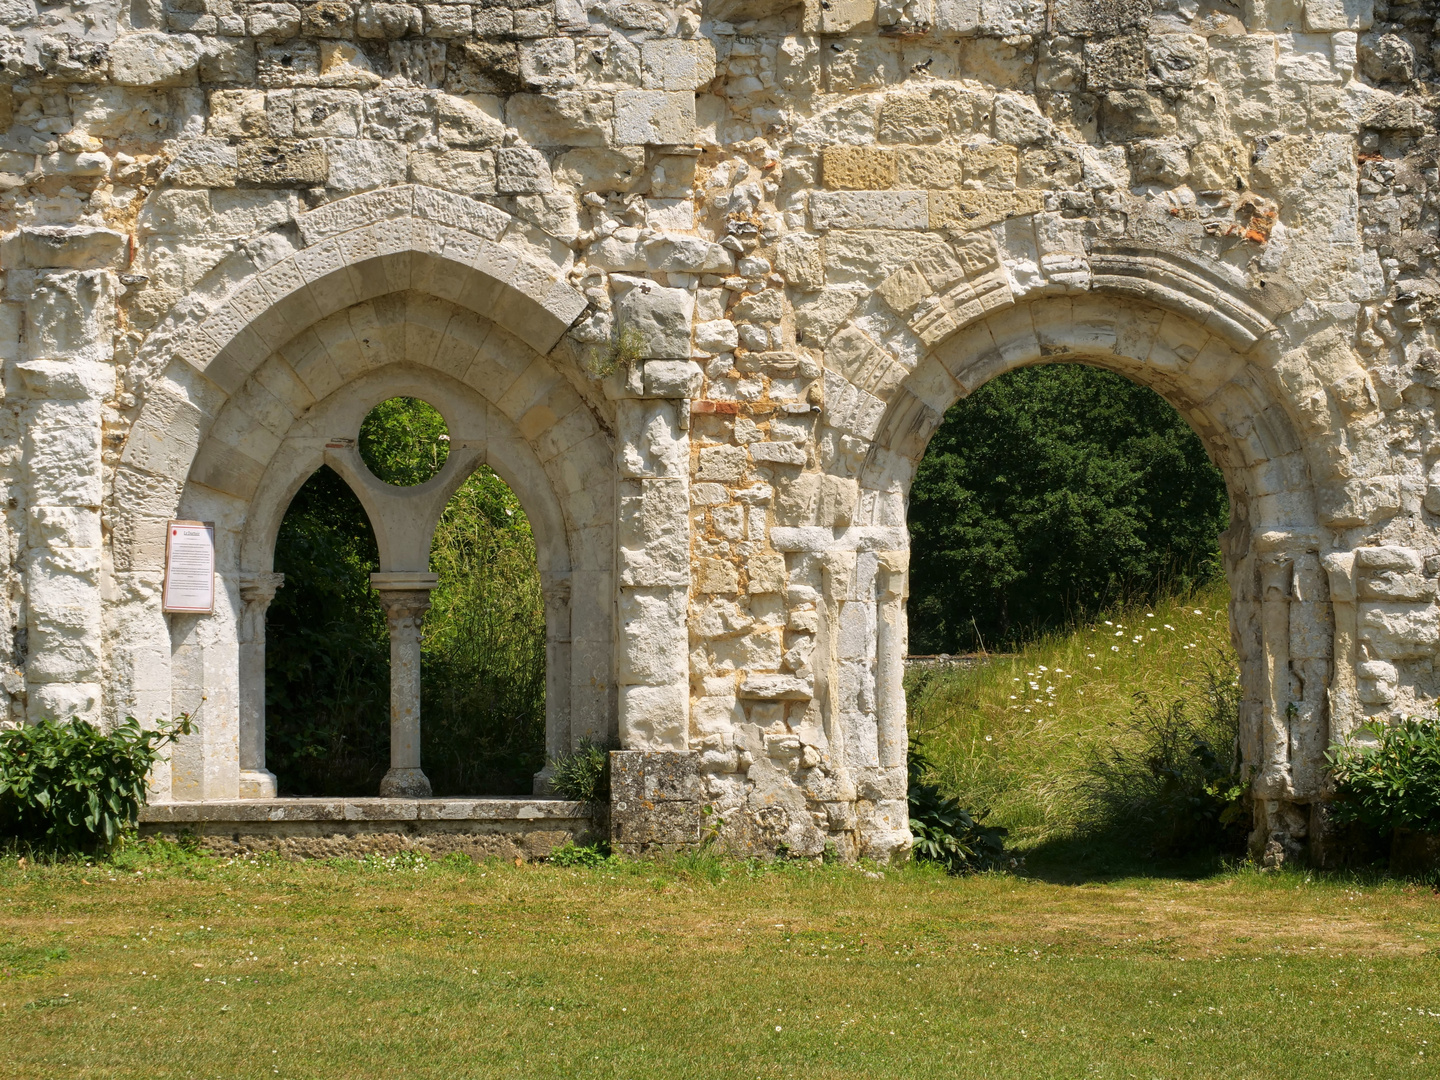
[140,797,592,824]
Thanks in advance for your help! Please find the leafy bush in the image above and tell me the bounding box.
[908,740,1008,874]
[1076,657,1246,856]
[908,364,1229,653]
[548,841,613,868]
[0,715,192,853]
[1328,717,1440,835]
[548,740,611,805]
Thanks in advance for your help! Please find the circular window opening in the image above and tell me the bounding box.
[359,397,450,487]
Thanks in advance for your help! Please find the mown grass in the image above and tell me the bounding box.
[909,577,1236,855]
[3,845,1440,1079]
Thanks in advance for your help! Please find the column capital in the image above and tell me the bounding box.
[370,572,439,624]
[370,571,440,591]
[239,571,285,606]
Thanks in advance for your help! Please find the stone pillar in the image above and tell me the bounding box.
[874,551,908,772]
[370,571,439,798]
[237,572,283,799]
[18,267,115,725]
[533,574,572,794]
[611,356,699,753]
[1257,552,1294,797]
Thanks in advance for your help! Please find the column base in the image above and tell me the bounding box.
[379,767,433,798]
[532,763,556,796]
[238,769,278,799]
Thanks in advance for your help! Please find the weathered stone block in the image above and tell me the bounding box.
[614,282,694,360]
[810,190,927,232]
[610,750,703,852]
[614,90,696,145]
[821,146,896,191]
[408,149,496,195]
[111,32,202,87]
[237,140,328,185]
[495,146,553,194]
[929,190,1043,231]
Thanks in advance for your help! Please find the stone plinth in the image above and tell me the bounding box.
[609,750,705,855]
[139,797,596,862]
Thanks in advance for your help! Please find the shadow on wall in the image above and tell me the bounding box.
[265,397,546,797]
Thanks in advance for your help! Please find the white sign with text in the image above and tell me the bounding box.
[162,521,216,614]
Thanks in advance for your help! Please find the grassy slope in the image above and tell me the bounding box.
[908,577,1236,850]
[4,850,1439,1079]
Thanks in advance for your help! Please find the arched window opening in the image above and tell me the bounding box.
[908,364,1230,655]
[359,395,450,487]
[264,395,546,797]
[422,467,546,796]
[905,363,1243,865]
[266,465,389,796]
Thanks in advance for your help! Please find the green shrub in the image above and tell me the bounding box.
[548,740,611,805]
[548,841,613,868]
[0,715,192,854]
[908,740,1008,874]
[1328,717,1440,835]
[1076,658,1246,856]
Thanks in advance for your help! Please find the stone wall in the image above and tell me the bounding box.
[0,0,1434,863]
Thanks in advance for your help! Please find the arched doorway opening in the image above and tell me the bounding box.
[902,361,1238,858]
[265,395,547,797]
[856,285,1326,861]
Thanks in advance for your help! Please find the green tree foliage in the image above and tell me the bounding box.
[266,397,545,796]
[907,364,1229,653]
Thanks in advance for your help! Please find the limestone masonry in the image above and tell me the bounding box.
[0,0,1435,863]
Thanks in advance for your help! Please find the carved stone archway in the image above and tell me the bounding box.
[837,242,1327,857]
[110,188,615,802]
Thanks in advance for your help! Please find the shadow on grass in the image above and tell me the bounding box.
[1016,827,1240,884]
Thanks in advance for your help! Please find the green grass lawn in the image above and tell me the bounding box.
[5,847,1440,1079]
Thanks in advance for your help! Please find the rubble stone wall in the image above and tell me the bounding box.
[0,0,1434,862]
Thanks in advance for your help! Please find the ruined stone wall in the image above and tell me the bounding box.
[0,0,1434,861]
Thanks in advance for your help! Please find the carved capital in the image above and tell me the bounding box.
[370,572,439,634]
[238,572,284,643]
[239,571,285,607]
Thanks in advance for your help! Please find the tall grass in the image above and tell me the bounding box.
[907,576,1236,848]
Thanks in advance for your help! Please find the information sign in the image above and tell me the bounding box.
[162,520,216,614]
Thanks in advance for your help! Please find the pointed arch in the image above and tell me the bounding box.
[108,188,612,802]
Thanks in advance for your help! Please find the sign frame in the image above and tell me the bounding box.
[162,520,217,615]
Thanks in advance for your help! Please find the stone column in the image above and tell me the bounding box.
[874,550,908,772]
[611,353,698,753]
[1257,552,1294,797]
[18,266,115,725]
[237,572,283,799]
[370,571,439,798]
[533,574,572,794]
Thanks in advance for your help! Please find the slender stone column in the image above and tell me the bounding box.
[874,551,908,772]
[237,572,284,798]
[370,571,439,798]
[1258,553,1294,797]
